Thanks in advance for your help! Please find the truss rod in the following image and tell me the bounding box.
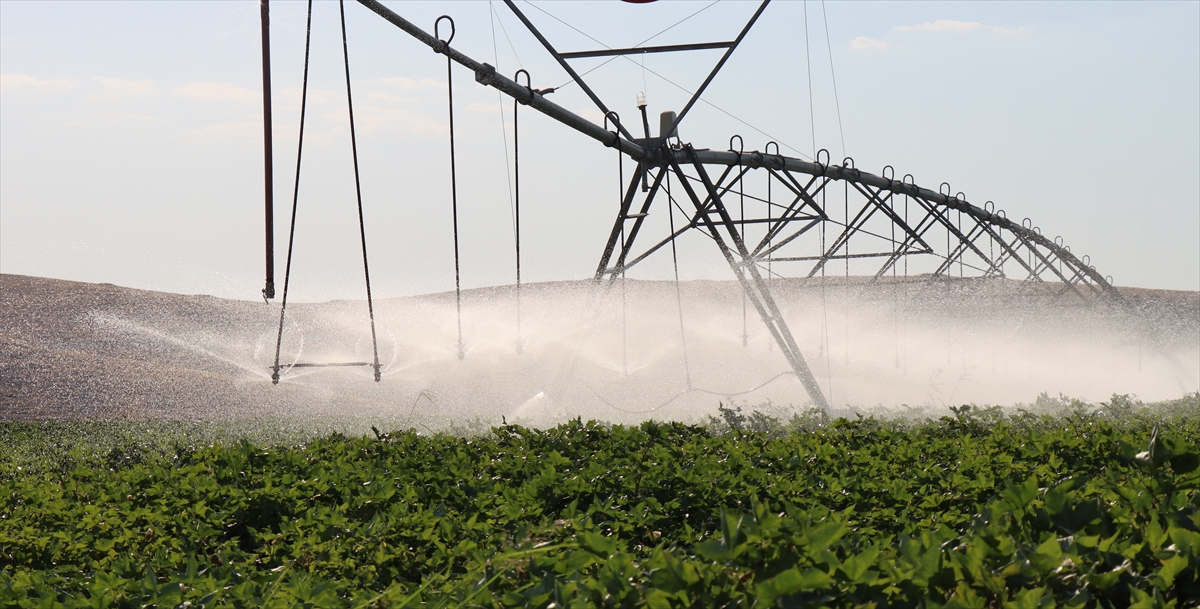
[595,164,651,280]
[561,40,734,59]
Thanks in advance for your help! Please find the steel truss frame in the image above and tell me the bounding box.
[596,148,1120,304]
[354,0,1122,410]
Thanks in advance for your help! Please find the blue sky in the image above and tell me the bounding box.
[2,1,1197,300]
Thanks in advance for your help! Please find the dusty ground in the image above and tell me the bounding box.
[1,273,1196,424]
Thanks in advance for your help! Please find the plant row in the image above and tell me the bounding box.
[2,409,1198,607]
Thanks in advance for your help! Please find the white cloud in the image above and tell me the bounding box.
[361,76,445,92]
[90,77,156,99]
[893,20,1031,37]
[849,36,890,51]
[172,82,258,104]
[894,20,982,34]
[0,74,76,92]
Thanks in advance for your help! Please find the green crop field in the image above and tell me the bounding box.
[2,395,1198,608]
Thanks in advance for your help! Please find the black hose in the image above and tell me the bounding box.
[443,21,465,361]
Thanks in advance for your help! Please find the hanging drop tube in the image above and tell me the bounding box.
[261,0,276,300]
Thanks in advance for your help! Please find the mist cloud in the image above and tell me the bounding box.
[0,74,76,92]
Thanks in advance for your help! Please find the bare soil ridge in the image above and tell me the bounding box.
[2,274,1196,421]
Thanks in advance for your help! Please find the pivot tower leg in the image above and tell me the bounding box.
[672,147,830,410]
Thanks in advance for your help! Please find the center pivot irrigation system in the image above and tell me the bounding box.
[256,0,1123,410]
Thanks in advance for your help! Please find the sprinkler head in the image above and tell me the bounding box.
[270,367,280,385]
[636,91,646,109]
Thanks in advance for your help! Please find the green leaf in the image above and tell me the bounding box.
[1127,587,1155,609]
[693,539,733,562]
[1031,537,1063,572]
[1087,560,1130,590]
[580,531,616,556]
[1001,476,1039,511]
[945,581,988,609]
[840,545,881,583]
[1004,587,1051,609]
[755,567,833,604]
[560,550,596,574]
[1043,488,1070,515]
[643,589,677,609]
[650,566,686,593]
[694,509,744,562]
[1156,554,1189,588]
[1169,527,1200,557]
[804,521,849,556]
[721,509,744,553]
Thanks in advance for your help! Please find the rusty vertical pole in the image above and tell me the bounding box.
[261,0,276,299]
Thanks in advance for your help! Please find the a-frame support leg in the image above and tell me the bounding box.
[673,147,831,411]
[594,164,650,282]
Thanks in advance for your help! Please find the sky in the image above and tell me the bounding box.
[2,0,1198,302]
